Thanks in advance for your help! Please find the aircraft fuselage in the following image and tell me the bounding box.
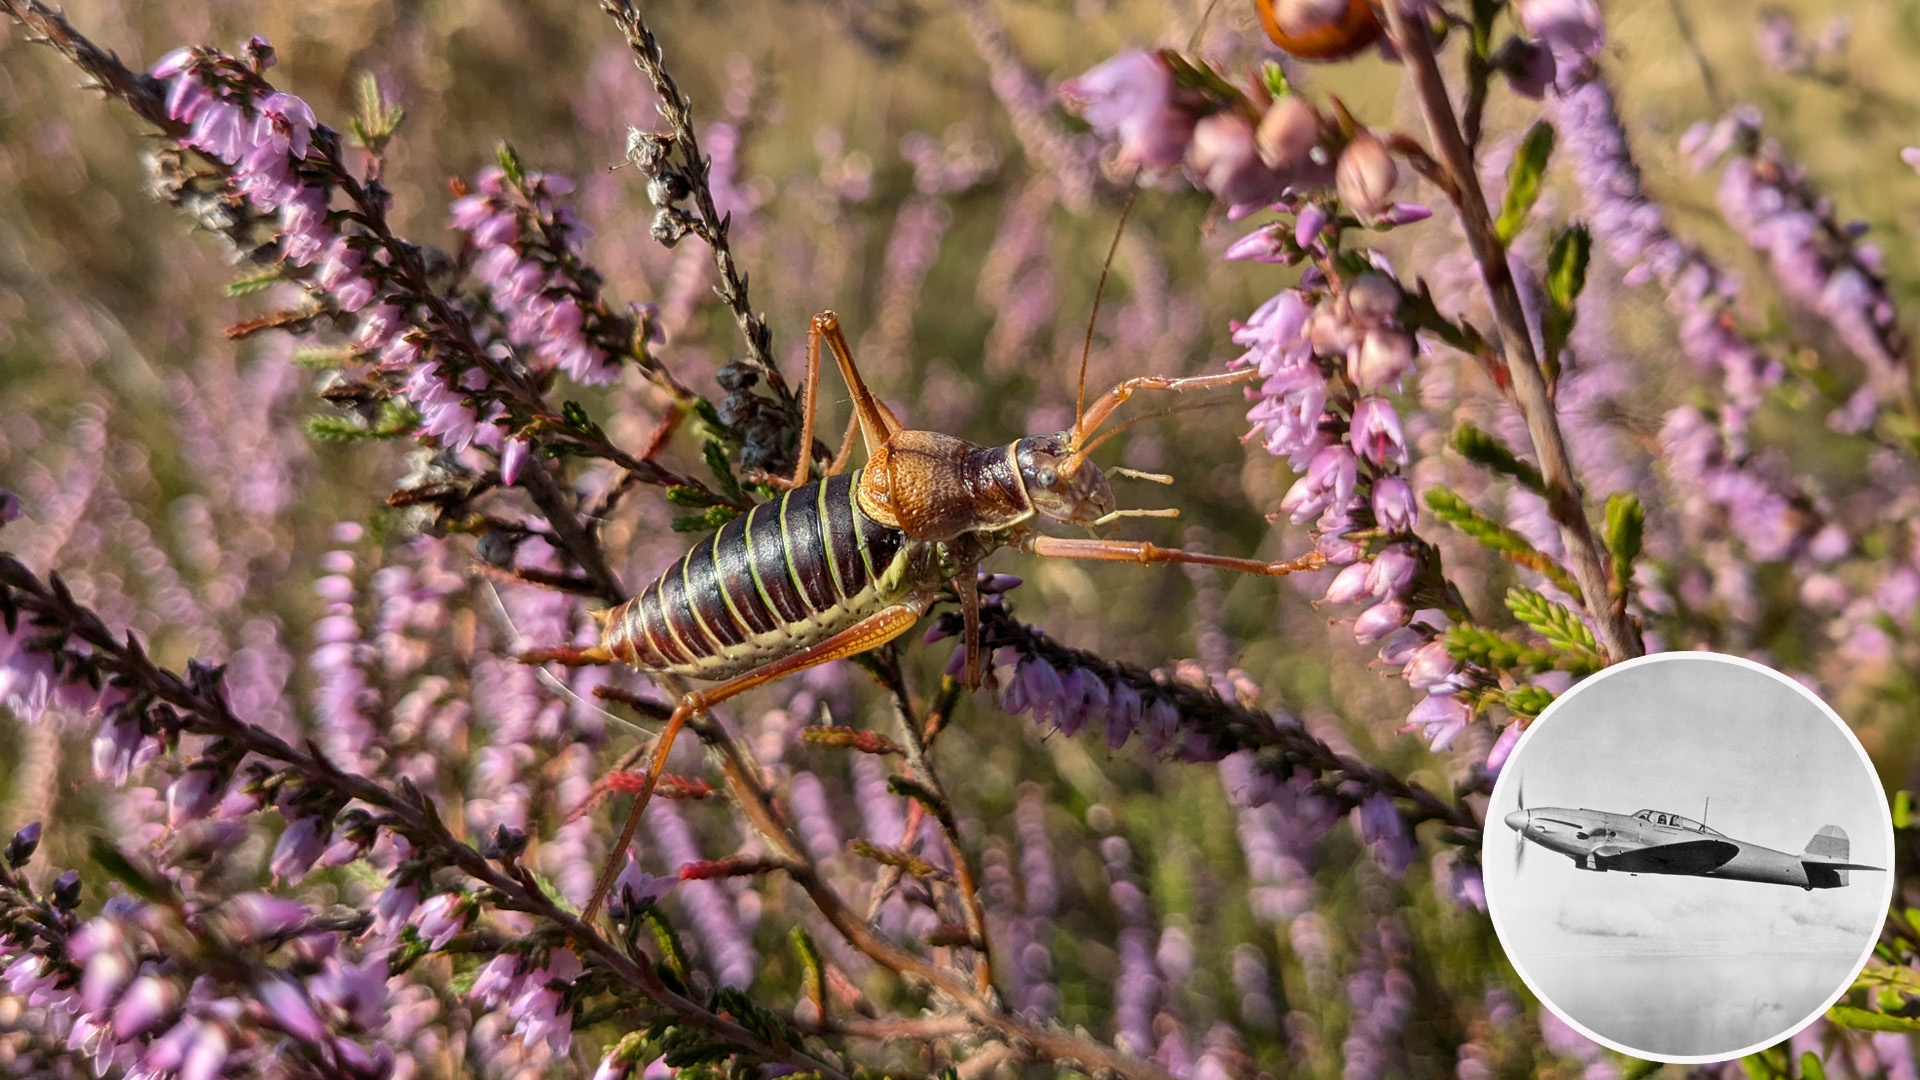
[1501,806,1872,890]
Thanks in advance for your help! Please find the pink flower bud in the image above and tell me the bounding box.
[1352,598,1411,643]
[1403,640,1463,692]
[1349,397,1409,466]
[1345,272,1402,326]
[1335,131,1397,222]
[1307,299,1356,356]
[1514,0,1604,63]
[1294,203,1329,249]
[1060,51,1196,171]
[1256,95,1323,175]
[1487,719,1524,773]
[501,437,532,487]
[1372,476,1417,533]
[1349,327,1414,392]
[1404,693,1472,750]
[1321,561,1374,606]
[1279,445,1357,523]
[1189,112,1284,212]
[1365,543,1419,598]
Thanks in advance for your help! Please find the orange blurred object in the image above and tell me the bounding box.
[1256,0,1383,60]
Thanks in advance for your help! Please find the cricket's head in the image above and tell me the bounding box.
[1013,434,1115,527]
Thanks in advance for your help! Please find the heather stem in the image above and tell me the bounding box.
[689,722,1182,1080]
[598,0,791,406]
[874,654,995,998]
[1381,5,1643,663]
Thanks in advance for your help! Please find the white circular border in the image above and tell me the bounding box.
[1484,651,1896,1065]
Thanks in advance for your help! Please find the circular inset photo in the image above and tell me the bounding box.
[1484,652,1892,1063]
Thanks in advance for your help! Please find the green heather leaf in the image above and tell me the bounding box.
[291,345,356,368]
[1604,492,1645,578]
[1262,60,1291,99]
[304,414,371,441]
[1506,586,1601,657]
[1495,121,1555,245]
[1504,685,1556,717]
[225,266,287,297]
[670,505,739,533]
[1449,422,1545,493]
[1425,487,1583,601]
[1828,1005,1920,1032]
[1544,224,1592,357]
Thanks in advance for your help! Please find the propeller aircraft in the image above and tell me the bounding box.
[1502,782,1884,891]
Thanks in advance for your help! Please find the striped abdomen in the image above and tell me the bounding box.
[601,472,919,681]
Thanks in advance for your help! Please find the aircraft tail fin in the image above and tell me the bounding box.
[1804,825,1851,888]
[1803,825,1849,861]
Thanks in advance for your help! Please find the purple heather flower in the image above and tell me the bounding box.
[1248,366,1328,466]
[1106,679,1142,749]
[413,892,471,949]
[1375,626,1426,667]
[1515,0,1604,64]
[1056,667,1109,737]
[178,1022,230,1080]
[1059,50,1196,172]
[1352,599,1411,644]
[1334,132,1397,223]
[227,893,310,940]
[1364,544,1418,599]
[258,976,328,1043]
[113,974,179,1040]
[1402,641,1466,694]
[1279,445,1357,523]
[1002,655,1064,723]
[1349,397,1408,466]
[270,815,327,884]
[1487,720,1524,773]
[0,486,19,526]
[166,765,225,827]
[1139,696,1180,755]
[607,850,677,919]
[1189,112,1283,216]
[507,949,584,1055]
[1371,476,1416,534]
[1349,327,1414,392]
[1353,793,1411,878]
[501,437,532,486]
[1322,561,1374,606]
[1256,95,1324,179]
[312,953,388,1030]
[1403,693,1472,749]
[372,878,421,940]
[1295,203,1330,249]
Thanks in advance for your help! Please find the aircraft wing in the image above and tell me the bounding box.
[1803,861,1885,872]
[1599,838,1741,875]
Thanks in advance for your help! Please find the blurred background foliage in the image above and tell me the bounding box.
[3,0,1919,1076]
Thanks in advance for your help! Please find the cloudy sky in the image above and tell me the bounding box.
[1483,654,1892,1059]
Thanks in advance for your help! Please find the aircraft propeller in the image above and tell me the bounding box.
[1512,777,1528,871]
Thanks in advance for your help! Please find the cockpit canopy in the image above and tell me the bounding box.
[1632,809,1724,836]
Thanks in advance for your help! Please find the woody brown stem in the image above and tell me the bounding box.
[1382,4,1643,664]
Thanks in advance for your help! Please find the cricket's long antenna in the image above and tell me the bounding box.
[1077,185,1140,435]
[481,578,650,738]
[1066,390,1244,473]
[1188,0,1224,54]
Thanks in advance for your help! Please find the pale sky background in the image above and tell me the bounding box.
[1484,654,1892,1059]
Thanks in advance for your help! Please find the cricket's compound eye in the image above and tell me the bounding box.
[1014,435,1115,526]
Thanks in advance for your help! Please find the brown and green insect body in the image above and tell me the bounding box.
[562,310,1320,924]
[598,430,1118,684]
